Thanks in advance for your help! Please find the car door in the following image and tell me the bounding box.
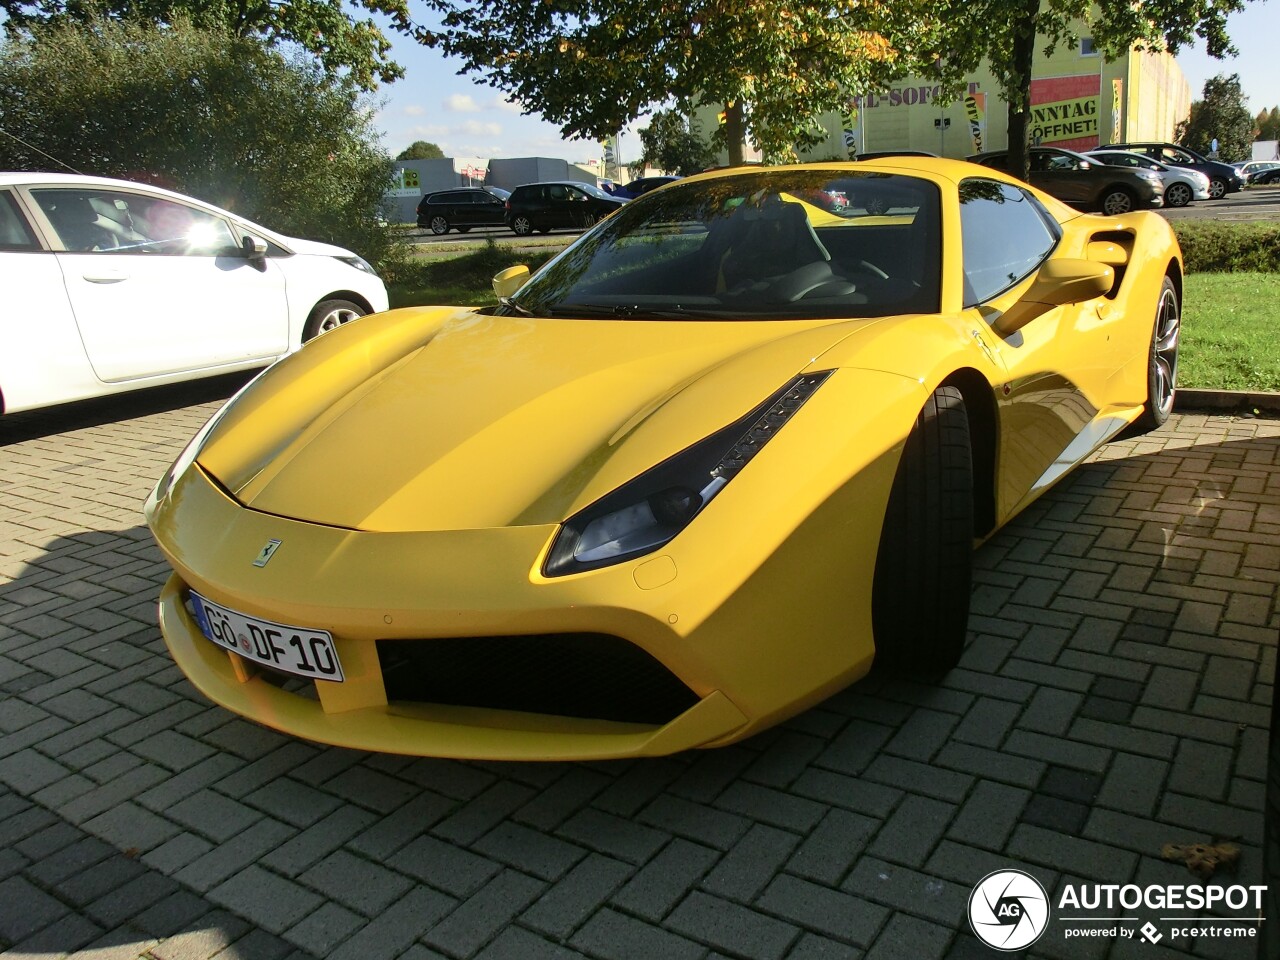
[27,186,289,383]
[0,189,89,411]
[1029,149,1091,205]
[959,178,1124,520]
[544,184,573,228]
[476,192,507,227]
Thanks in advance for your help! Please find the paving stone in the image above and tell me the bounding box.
[610,837,719,920]
[570,907,705,960]
[951,698,1021,749]
[639,793,750,850]
[423,869,545,958]
[946,780,1029,851]
[1167,739,1234,802]
[756,875,888,947]
[787,808,878,884]
[388,833,502,897]
[168,788,264,843]
[243,777,345,829]
[866,794,954,869]
[0,874,70,941]
[791,768,900,819]
[667,890,800,960]
[432,780,535,844]
[521,853,634,939]
[556,808,669,865]
[299,849,415,917]
[862,912,953,960]
[283,901,365,956]
[207,864,323,936]
[174,817,295,893]
[263,806,380,876]
[1018,687,1083,736]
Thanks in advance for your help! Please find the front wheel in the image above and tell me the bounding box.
[1164,182,1192,208]
[430,216,449,235]
[871,385,973,673]
[510,216,533,236]
[1208,178,1227,199]
[581,212,598,229]
[1131,276,1179,434]
[1100,187,1135,215]
[303,299,364,341]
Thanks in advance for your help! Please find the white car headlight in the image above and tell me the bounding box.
[336,255,377,275]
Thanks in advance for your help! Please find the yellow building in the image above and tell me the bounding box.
[699,31,1190,161]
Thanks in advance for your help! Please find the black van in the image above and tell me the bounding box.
[416,187,510,235]
[504,182,626,236]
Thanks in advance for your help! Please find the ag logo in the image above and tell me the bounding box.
[968,869,1049,950]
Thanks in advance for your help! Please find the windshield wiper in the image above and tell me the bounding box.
[544,303,733,320]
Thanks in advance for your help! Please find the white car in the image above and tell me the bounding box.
[1085,150,1210,208]
[1235,160,1280,183]
[0,173,389,414]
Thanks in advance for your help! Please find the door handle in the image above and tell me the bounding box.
[82,271,128,284]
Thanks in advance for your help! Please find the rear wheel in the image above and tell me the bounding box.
[303,299,364,342]
[1131,276,1180,433]
[430,215,449,235]
[871,386,973,673]
[510,216,533,236]
[1100,187,1135,215]
[1164,182,1192,207]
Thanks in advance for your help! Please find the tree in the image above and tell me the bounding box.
[0,15,400,266]
[1256,107,1280,142]
[422,0,944,165]
[1176,74,1254,161]
[0,0,423,90]
[397,141,445,160]
[933,0,1251,179]
[632,111,715,176]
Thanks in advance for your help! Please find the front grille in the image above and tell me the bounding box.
[377,633,699,726]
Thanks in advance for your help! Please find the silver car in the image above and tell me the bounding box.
[1087,150,1210,208]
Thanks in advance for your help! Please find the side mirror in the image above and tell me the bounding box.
[1078,161,1091,170]
[240,235,267,258]
[492,265,530,301]
[991,258,1114,337]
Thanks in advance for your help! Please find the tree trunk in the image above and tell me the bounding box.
[724,100,745,166]
[1005,0,1039,182]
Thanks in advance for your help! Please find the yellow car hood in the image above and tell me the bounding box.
[199,309,871,532]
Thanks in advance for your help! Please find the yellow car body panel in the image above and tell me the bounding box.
[147,159,1182,759]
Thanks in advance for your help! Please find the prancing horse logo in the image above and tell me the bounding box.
[252,539,282,567]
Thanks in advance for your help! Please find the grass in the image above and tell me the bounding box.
[1180,272,1280,391]
[385,241,1278,393]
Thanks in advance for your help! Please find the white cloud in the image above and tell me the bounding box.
[445,93,481,113]
[403,104,426,117]
[461,120,503,137]
[408,124,451,138]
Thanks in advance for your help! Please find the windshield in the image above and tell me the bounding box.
[572,182,614,200]
[504,170,941,321]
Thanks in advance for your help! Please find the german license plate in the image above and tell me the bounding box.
[191,592,344,682]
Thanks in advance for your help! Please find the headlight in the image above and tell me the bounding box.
[543,371,832,576]
[1137,170,1162,183]
[336,255,376,275]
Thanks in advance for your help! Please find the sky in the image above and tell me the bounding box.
[371,2,1280,164]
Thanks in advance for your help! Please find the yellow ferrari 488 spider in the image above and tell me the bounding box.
[146,159,1181,760]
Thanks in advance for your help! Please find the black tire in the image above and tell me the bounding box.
[1208,177,1227,199]
[510,216,533,236]
[872,385,973,673]
[1131,276,1179,434]
[303,298,364,342]
[537,226,552,234]
[457,226,472,233]
[581,211,598,229]
[429,215,449,235]
[1164,182,1193,208]
[1100,187,1135,215]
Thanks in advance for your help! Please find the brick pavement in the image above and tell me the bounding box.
[0,383,1276,960]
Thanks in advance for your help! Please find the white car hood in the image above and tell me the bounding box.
[277,236,356,258]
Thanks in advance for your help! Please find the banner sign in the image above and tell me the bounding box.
[1028,74,1102,151]
[964,92,986,153]
[1111,78,1124,142]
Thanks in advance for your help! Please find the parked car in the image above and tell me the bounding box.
[1086,149,1210,207]
[504,181,626,235]
[612,176,681,199]
[416,187,509,235]
[1101,142,1244,198]
[968,147,1163,214]
[146,158,1183,760]
[1232,160,1280,183]
[1254,167,1280,186]
[0,173,388,414]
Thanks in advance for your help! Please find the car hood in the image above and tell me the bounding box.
[277,236,357,258]
[197,309,879,532]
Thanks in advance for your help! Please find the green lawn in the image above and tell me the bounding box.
[387,246,1278,393]
[1181,273,1280,391]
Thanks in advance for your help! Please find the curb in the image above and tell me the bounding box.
[1174,389,1280,414]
